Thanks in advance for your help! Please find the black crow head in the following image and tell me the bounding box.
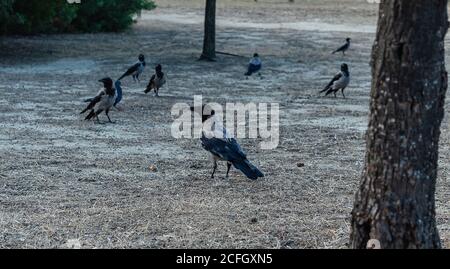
[341,63,349,72]
[346,38,351,42]
[155,64,162,72]
[190,104,215,123]
[253,53,259,58]
[99,77,113,89]
[138,54,145,62]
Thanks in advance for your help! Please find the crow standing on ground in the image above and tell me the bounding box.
[332,38,351,55]
[84,80,123,109]
[320,63,350,98]
[118,54,146,82]
[191,105,264,180]
[80,78,116,123]
[144,64,166,97]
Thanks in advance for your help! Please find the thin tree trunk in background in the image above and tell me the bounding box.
[200,0,216,61]
[351,0,448,249]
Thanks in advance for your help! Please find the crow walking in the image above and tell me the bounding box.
[320,63,350,98]
[80,78,116,123]
[332,38,351,55]
[118,54,146,82]
[144,64,166,97]
[191,105,264,180]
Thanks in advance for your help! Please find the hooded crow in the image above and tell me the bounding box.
[245,53,262,78]
[332,38,351,55]
[84,80,123,109]
[144,64,166,97]
[118,54,146,82]
[191,105,264,180]
[80,78,116,123]
[320,63,350,98]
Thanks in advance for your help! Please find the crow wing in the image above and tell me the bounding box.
[119,63,140,80]
[149,74,156,83]
[144,74,156,93]
[84,89,104,103]
[201,135,264,180]
[157,72,166,87]
[333,43,349,53]
[200,136,247,162]
[80,91,105,114]
[320,73,342,93]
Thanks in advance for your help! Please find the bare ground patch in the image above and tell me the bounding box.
[0,0,448,248]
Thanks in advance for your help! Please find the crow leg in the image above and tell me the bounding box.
[211,160,218,179]
[226,162,232,178]
[95,110,104,124]
[95,115,103,124]
[341,87,346,99]
[105,109,115,123]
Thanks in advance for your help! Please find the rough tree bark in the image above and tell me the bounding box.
[200,0,216,61]
[350,0,448,249]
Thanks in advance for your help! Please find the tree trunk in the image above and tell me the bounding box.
[200,0,216,61]
[350,0,448,249]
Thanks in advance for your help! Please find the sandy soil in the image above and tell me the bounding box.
[0,0,448,249]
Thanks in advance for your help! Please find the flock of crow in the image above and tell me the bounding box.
[80,54,165,124]
[79,38,351,180]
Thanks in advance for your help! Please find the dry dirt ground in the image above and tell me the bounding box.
[0,0,448,249]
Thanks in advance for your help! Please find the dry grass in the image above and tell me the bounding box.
[0,0,448,249]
